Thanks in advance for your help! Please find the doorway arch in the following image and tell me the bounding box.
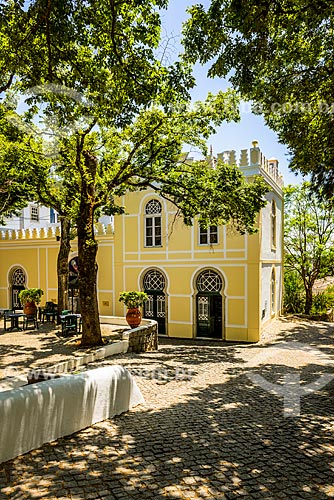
[195,269,225,339]
[9,267,26,310]
[142,268,167,335]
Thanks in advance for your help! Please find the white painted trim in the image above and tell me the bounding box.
[223,226,227,259]
[137,211,141,260]
[45,248,48,296]
[0,245,59,250]
[98,289,113,293]
[165,207,169,261]
[261,259,283,264]
[168,320,192,325]
[226,323,247,328]
[122,196,126,293]
[244,261,248,329]
[124,263,246,272]
[226,295,246,299]
[124,257,248,263]
[169,294,192,298]
[112,244,115,312]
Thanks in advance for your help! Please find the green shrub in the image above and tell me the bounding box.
[283,270,305,314]
[311,285,334,314]
[119,291,148,308]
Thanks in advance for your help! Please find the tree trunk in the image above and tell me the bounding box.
[57,217,71,319]
[77,150,103,346]
[304,286,313,315]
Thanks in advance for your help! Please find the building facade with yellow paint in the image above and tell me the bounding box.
[0,142,283,342]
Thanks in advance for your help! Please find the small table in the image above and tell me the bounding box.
[4,313,25,332]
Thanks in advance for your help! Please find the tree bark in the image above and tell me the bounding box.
[304,286,313,315]
[57,216,71,320]
[77,150,103,346]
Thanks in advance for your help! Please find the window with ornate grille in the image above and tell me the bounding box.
[30,205,39,222]
[145,200,162,247]
[199,225,218,245]
[197,269,223,292]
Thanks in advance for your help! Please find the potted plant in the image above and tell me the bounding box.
[18,288,44,316]
[119,291,148,328]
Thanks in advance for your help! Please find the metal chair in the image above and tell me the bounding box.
[61,314,78,337]
[3,310,14,331]
[23,313,39,330]
[41,302,57,323]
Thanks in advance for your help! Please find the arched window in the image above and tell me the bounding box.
[271,268,276,315]
[11,267,26,310]
[271,200,276,248]
[12,268,26,286]
[145,200,162,247]
[196,270,222,292]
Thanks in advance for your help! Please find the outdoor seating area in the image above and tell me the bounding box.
[39,302,58,323]
[1,306,83,336]
[60,312,82,337]
[3,310,38,332]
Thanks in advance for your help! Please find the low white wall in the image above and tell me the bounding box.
[99,316,155,328]
[0,365,144,464]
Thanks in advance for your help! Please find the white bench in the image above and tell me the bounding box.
[0,365,144,464]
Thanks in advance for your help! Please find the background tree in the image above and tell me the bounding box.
[34,171,77,317]
[0,104,39,222]
[284,183,334,314]
[1,0,268,346]
[183,1,334,196]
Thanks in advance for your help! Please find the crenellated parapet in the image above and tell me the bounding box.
[217,140,284,192]
[0,223,114,241]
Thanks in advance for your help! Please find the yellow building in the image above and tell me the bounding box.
[0,142,283,342]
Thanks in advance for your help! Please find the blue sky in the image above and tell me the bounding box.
[160,0,303,186]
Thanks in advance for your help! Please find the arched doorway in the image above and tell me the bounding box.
[142,269,167,334]
[196,269,224,339]
[68,256,80,312]
[10,268,26,310]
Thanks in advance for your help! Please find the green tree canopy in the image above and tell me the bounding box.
[0,103,43,223]
[183,1,334,196]
[1,0,268,345]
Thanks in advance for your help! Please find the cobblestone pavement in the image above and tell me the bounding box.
[0,317,334,499]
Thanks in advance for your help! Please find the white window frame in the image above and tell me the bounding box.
[144,200,162,248]
[199,225,218,245]
[30,205,39,222]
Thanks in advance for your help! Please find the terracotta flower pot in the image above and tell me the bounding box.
[23,301,37,316]
[126,308,142,328]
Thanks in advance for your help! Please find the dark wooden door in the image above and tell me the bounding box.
[144,291,166,334]
[196,293,222,338]
[12,285,25,310]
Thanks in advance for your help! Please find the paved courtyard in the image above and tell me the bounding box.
[0,317,334,499]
